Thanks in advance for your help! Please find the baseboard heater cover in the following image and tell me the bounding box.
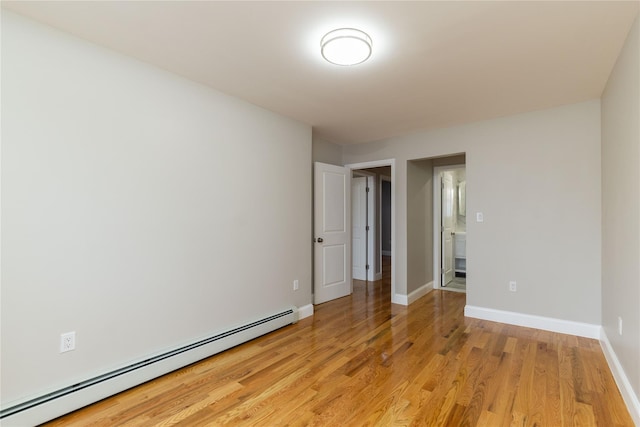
[1,307,298,426]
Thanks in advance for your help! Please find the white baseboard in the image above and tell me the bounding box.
[600,329,640,426]
[393,282,434,306]
[297,304,314,320]
[464,305,601,339]
[382,250,392,257]
[392,294,406,305]
[374,272,382,281]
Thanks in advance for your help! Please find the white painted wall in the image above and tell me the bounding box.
[601,15,640,407]
[1,11,311,405]
[312,136,342,166]
[406,159,434,293]
[343,100,602,324]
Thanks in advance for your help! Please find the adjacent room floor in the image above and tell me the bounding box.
[444,275,466,291]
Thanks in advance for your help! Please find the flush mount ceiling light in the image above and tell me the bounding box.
[321,28,372,66]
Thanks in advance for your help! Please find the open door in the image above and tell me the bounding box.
[441,172,454,286]
[352,172,377,281]
[314,162,351,304]
[352,176,367,280]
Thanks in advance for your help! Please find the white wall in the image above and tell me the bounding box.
[312,135,342,166]
[406,159,434,292]
[1,11,311,405]
[601,15,640,408]
[343,100,602,324]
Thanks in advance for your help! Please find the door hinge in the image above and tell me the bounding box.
[366,225,370,231]
[366,264,370,270]
[440,268,444,275]
[366,187,370,193]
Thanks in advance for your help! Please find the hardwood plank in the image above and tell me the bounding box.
[42,258,634,426]
[559,344,578,427]
[543,340,562,425]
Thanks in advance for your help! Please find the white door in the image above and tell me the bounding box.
[352,177,367,280]
[314,162,351,304]
[441,172,454,286]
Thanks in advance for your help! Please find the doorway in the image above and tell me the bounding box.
[346,160,396,302]
[434,165,466,292]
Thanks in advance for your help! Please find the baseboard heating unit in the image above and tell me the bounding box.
[1,307,298,426]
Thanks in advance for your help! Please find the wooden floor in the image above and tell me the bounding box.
[45,262,633,426]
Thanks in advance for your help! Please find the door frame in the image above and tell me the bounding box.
[433,164,466,291]
[345,160,396,303]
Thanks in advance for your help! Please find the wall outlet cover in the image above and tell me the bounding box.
[60,331,76,353]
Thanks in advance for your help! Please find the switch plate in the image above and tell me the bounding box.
[618,317,623,335]
[293,279,299,291]
[60,331,76,353]
[476,212,484,222]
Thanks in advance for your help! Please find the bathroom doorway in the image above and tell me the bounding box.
[435,165,466,292]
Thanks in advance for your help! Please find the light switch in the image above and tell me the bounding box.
[476,212,484,222]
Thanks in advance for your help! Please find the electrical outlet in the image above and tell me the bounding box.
[618,317,623,336]
[509,281,517,292]
[60,331,76,353]
[293,279,299,291]
[476,212,484,222]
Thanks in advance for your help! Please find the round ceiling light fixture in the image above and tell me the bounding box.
[321,28,372,66]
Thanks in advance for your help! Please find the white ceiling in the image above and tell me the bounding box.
[4,1,638,144]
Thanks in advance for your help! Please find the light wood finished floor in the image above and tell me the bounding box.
[44,264,633,426]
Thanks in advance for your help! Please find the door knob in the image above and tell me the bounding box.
[317,238,324,243]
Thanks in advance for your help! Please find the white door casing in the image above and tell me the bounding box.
[314,162,352,304]
[441,172,454,286]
